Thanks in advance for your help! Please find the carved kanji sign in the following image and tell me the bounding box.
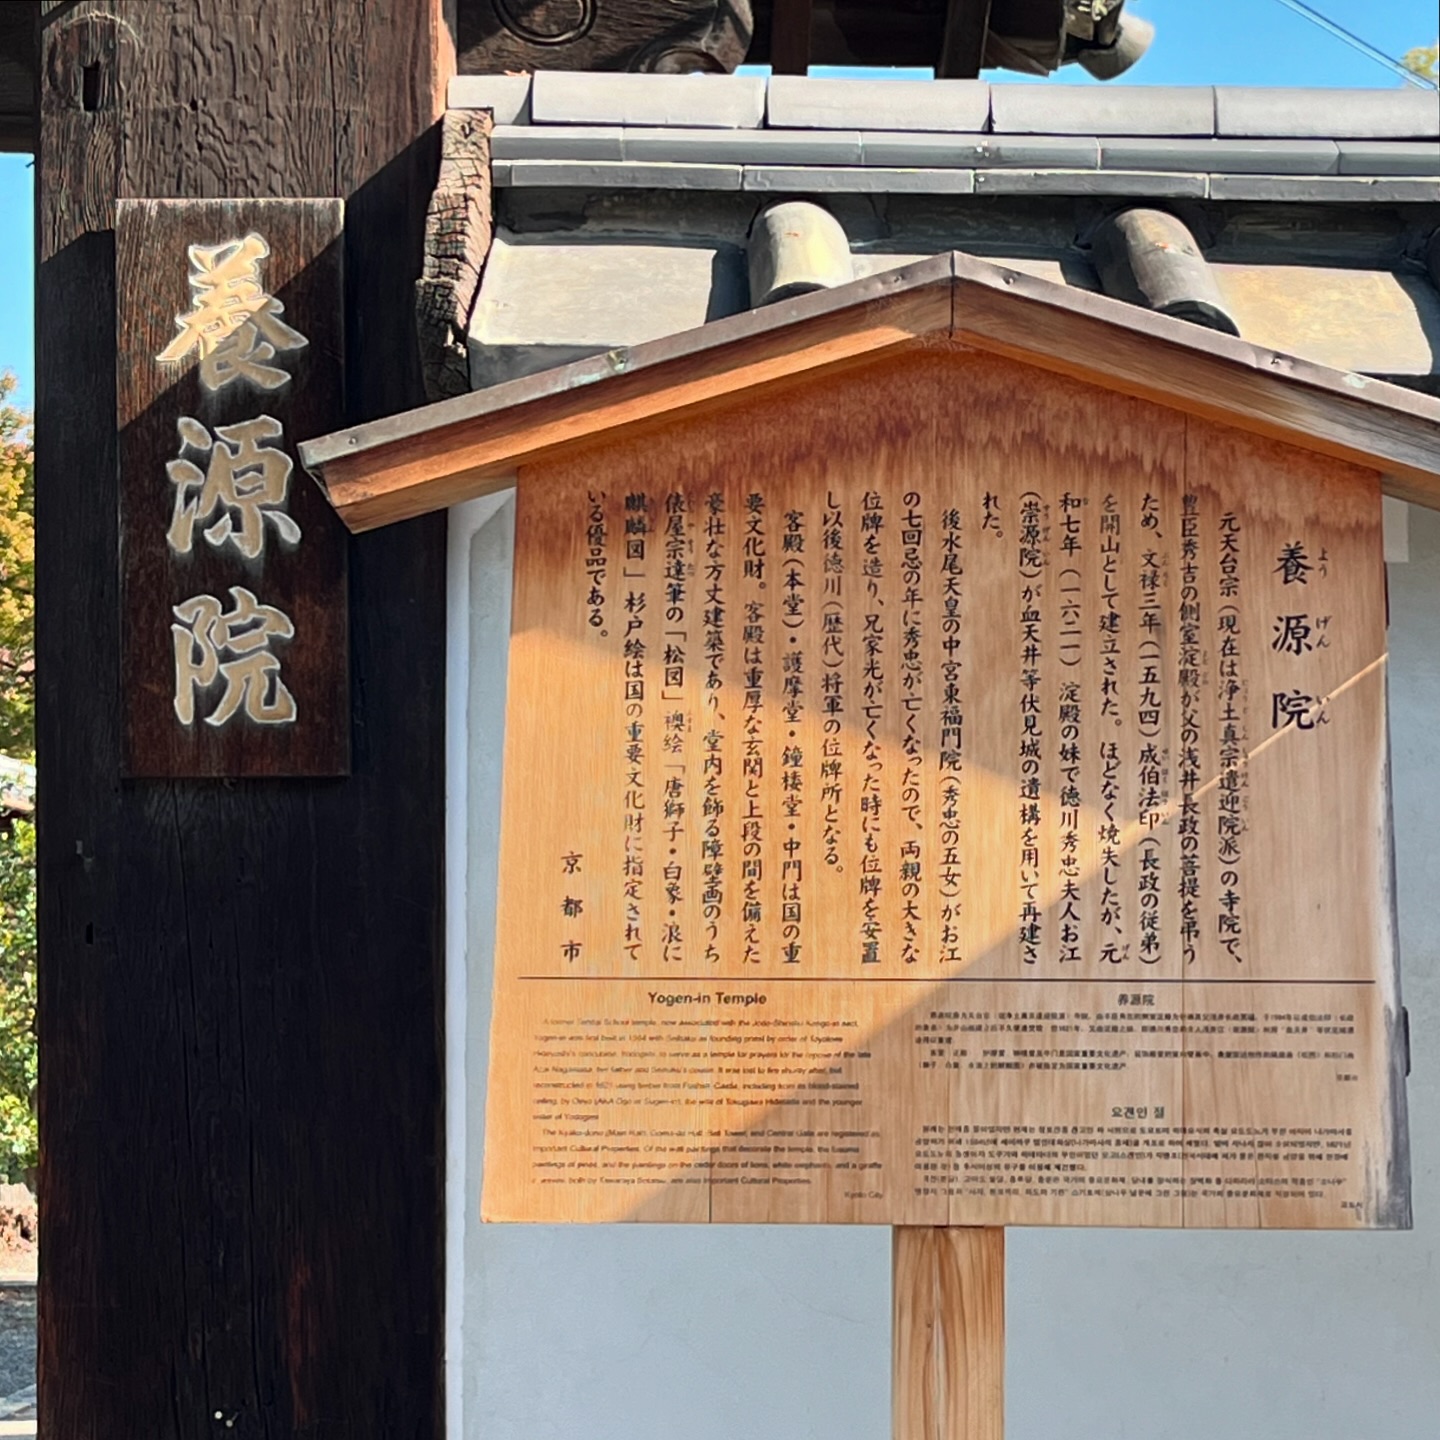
[118,199,348,776]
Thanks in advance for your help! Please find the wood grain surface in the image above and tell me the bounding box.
[37,3,449,1436]
[482,346,1409,1229]
[893,1227,1004,1440]
[457,0,753,75]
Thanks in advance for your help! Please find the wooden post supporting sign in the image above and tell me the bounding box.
[894,1227,1005,1440]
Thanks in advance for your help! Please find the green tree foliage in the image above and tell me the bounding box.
[0,817,35,1178]
[1402,42,1439,82]
[0,374,32,757]
[0,374,35,1178]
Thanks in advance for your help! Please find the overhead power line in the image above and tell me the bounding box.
[1269,0,1438,89]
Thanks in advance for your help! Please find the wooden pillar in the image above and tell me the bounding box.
[35,2,452,1435]
[769,0,814,74]
[893,1227,1005,1440]
[938,0,994,78]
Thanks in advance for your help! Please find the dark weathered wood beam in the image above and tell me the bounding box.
[751,0,948,69]
[458,0,753,74]
[37,1,450,1434]
[0,3,37,152]
[938,0,992,78]
[770,0,814,74]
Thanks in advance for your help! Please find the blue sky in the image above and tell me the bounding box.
[984,0,1436,88]
[0,1,1436,410]
[0,153,32,409]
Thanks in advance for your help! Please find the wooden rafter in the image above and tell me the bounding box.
[938,0,993,78]
[769,0,814,74]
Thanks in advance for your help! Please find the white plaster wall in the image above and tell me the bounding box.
[449,496,1439,1440]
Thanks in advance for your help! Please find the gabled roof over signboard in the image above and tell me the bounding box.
[300,251,1440,533]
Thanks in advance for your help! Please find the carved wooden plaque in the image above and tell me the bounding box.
[117,199,348,777]
[483,347,1410,1227]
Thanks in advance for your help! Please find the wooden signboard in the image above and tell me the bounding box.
[117,198,348,776]
[483,345,1410,1228]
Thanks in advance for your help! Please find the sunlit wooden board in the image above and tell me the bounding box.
[482,346,1409,1228]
